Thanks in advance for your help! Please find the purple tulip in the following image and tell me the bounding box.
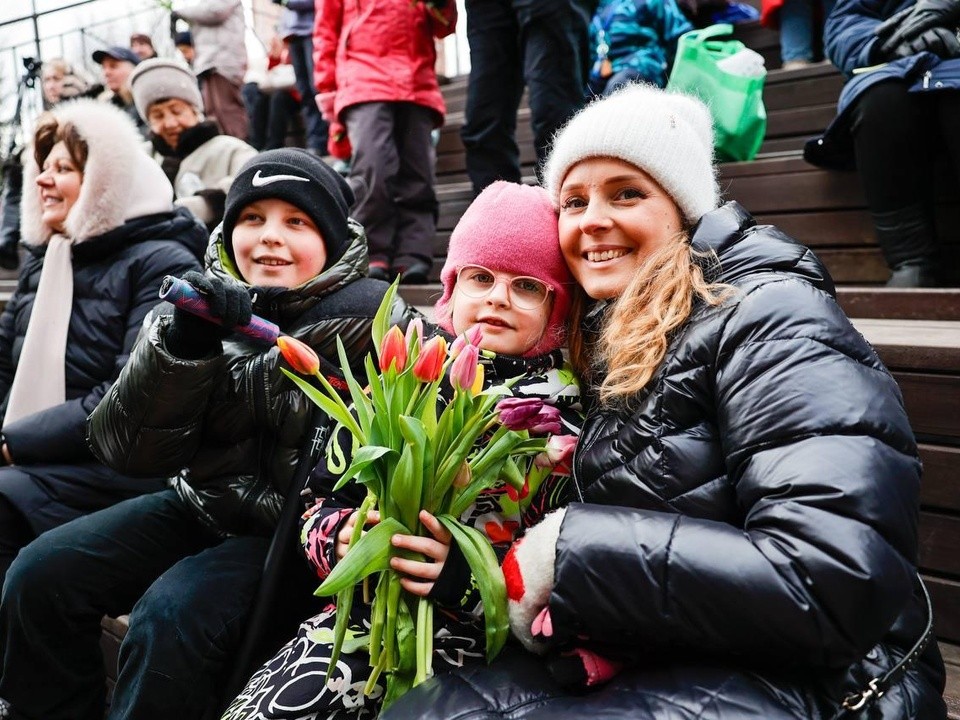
[496,397,562,434]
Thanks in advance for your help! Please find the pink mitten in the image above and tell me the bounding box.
[502,508,565,653]
[316,91,337,122]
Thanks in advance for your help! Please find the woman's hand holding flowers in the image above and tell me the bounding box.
[336,509,380,561]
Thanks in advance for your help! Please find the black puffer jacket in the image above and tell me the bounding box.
[89,220,418,537]
[382,202,946,719]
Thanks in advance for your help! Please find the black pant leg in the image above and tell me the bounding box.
[393,103,439,268]
[461,0,525,194]
[0,496,31,589]
[516,0,592,177]
[0,489,214,720]
[288,35,328,153]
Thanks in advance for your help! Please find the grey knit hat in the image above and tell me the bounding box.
[544,83,720,224]
[129,58,203,121]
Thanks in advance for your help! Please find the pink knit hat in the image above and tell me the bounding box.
[435,181,573,357]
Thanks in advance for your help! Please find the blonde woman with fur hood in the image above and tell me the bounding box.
[0,98,207,588]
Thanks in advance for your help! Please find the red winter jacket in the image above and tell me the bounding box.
[312,0,457,126]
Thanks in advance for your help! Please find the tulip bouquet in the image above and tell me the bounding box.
[276,283,560,707]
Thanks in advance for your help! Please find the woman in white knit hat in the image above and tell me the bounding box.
[381,83,945,719]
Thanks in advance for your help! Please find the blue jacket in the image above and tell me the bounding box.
[278,0,315,40]
[806,0,960,169]
[589,0,692,87]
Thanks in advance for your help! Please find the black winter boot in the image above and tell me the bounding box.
[872,204,940,287]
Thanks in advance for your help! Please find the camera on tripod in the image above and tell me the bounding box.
[21,57,42,88]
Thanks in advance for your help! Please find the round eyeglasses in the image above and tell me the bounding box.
[455,265,553,310]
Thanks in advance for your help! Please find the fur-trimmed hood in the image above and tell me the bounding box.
[20,98,174,246]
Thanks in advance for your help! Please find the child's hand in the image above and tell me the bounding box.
[335,509,380,560]
[390,510,452,597]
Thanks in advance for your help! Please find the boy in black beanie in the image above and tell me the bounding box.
[0,148,419,719]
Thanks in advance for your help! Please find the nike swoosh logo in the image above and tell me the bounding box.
[251,170,311,187]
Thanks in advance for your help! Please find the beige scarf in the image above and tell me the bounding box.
[4,234,74,427]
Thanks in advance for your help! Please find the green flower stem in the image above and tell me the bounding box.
[364,644,388,697]
[415,596,434,685]
[368,572,389,667]
[384,571,403,670]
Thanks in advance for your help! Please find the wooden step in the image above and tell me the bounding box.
[837,288,960,322]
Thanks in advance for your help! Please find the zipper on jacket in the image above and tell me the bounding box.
[237,352,273,523]
[922,70,931,90]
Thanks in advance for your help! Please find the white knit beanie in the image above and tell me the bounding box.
[129,58,204,121]
[544,83,719,225]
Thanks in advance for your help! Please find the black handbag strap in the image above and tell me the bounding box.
[833,574,934,717]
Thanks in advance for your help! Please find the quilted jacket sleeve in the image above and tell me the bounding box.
[313,0,342,95]
[87,315,225,477]
[825,0,893,74]
[549,276,920,669]
[6,241,202,465]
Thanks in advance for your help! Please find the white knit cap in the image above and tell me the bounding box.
[130,58,204,121]
[544,83,719,224]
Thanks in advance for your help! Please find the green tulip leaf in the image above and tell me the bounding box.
[436,515,509,662]
[315,517,408,596]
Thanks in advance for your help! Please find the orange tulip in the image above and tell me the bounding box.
[379,325,407,373]
[277,335,320,375]
[412,336,447,382]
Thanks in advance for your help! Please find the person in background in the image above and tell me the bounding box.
[243,34,302,152]
[761,0,836,69]
[0,58,98,273]
[587,0,692,96]
[175,30,196,67]
[805,0,960,286]
[0,148,417,720]
[40,58,97,109]
[460,0,594,196]
[314,0,457,284]
[173,0,249,141]
[130,32,159,61]
[276,0,328,156]
[0,98,206,599]
[92,45,147,136]
[131,58,257,231]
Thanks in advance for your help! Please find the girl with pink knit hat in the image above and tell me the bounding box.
[223,181,582,720]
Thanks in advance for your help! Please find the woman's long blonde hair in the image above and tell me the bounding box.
[568,233,731,406]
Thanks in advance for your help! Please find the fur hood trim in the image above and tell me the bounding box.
[20,98,174,246]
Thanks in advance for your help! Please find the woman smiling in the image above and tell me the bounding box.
[0,99,206,588]
[382,83,946,719]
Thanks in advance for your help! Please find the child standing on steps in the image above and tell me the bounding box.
[222,181,583,720]
[313,0,457,285]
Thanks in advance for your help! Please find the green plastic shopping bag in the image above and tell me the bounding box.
[666,24,767,162]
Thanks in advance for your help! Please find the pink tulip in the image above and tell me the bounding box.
[277,335,320,376]
[412,336,447,382]
[379,326,407,373]
[450,342,480,392]
[534,434,578,471]
[449,324,484,358]
[405,317,425,353]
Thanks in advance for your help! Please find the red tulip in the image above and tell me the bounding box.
[277,335,320,376]
[379,325,407,373]
[412,336,447,382]
[450,342,480,392]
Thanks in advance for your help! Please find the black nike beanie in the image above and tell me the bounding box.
[221,148,356,270]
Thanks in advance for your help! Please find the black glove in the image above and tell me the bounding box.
[875,0,960,59]
[879,24,960,58]
[165,271,253,359]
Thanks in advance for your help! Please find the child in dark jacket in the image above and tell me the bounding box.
[222,181,583,719]
[0,149,416,720]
